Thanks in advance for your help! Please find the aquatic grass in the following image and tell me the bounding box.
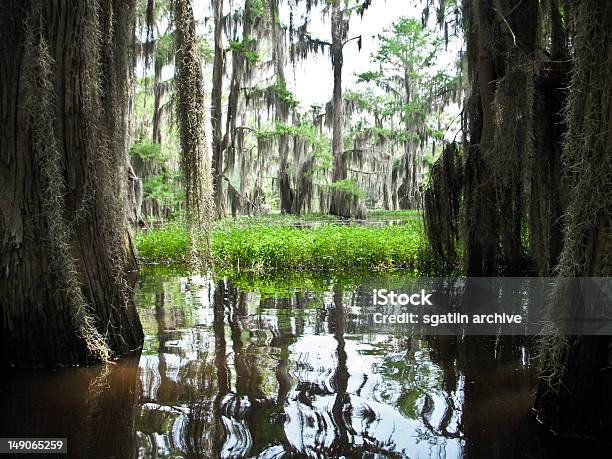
[135,218,425,271]
[134,221,191,262]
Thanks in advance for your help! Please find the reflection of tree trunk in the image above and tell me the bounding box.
[230,291,250,395]
[213,279,230,457]
[330,285,351,452]
[441,336,536,458]
[86,359,142,459]
[154,291,175,403]
[463,338,526,456]
[155,291,168,390]
[272,299,293,405]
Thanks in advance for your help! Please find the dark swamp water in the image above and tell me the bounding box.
[1,267,608,458]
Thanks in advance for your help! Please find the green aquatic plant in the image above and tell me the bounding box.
[327,178,365,199]
[135,217,424,272]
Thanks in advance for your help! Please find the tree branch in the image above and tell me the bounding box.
[342,35,361,48]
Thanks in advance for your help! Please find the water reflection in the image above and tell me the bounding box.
[0,357,141,458]
[136,271,484,457]
[132,271,472,457]
[1,268,609,458]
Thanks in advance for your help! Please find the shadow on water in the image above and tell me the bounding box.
[1,267,609,458]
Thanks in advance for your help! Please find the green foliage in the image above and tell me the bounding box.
[255,122,332,171]
[377,18,440,72]
[135,221,192,262]
[364,126,420,144]
[156,34,175,66]
[427,125,445,140]
[327,178,365,198]
[142,169,184,208]
[248,79,299,108]
[356,70,383,82]
[311,135,333,171]
[136,217,424,271]
[269,79,299,108]
[346,89,398,117]
[198,37,214,62]
[247,0,266,17]
[229,37,259,63]
[130,141,166,162]
[422,153,435,167]
[214,221,423,272]
[352,16,459,145]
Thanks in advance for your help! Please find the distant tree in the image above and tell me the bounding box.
[327,0,368,218]
[357,17,459,209]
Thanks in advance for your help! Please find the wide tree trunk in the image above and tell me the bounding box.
[461,0,499,275]
[0,0,143,367]
[462,0,541,275]
[535,0,612,442]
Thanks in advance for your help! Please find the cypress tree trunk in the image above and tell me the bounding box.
[461,0,499,275]
[328,1,364,219]
[535,0,612,442]
[174,0,215,262]
[461,0,540,275]
[0,0,143,367]
[270,0,295,214]
[329,0,347,217]
[211,0,225,218]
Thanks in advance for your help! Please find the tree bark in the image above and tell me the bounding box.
[0,0,143,366]
[329,0,348,217]
[174,0,214,238]
[211,0,225,218]
[327,1,364,219]
[461,0,499,275]
[535,0,612,442]
[269,0,295,214]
